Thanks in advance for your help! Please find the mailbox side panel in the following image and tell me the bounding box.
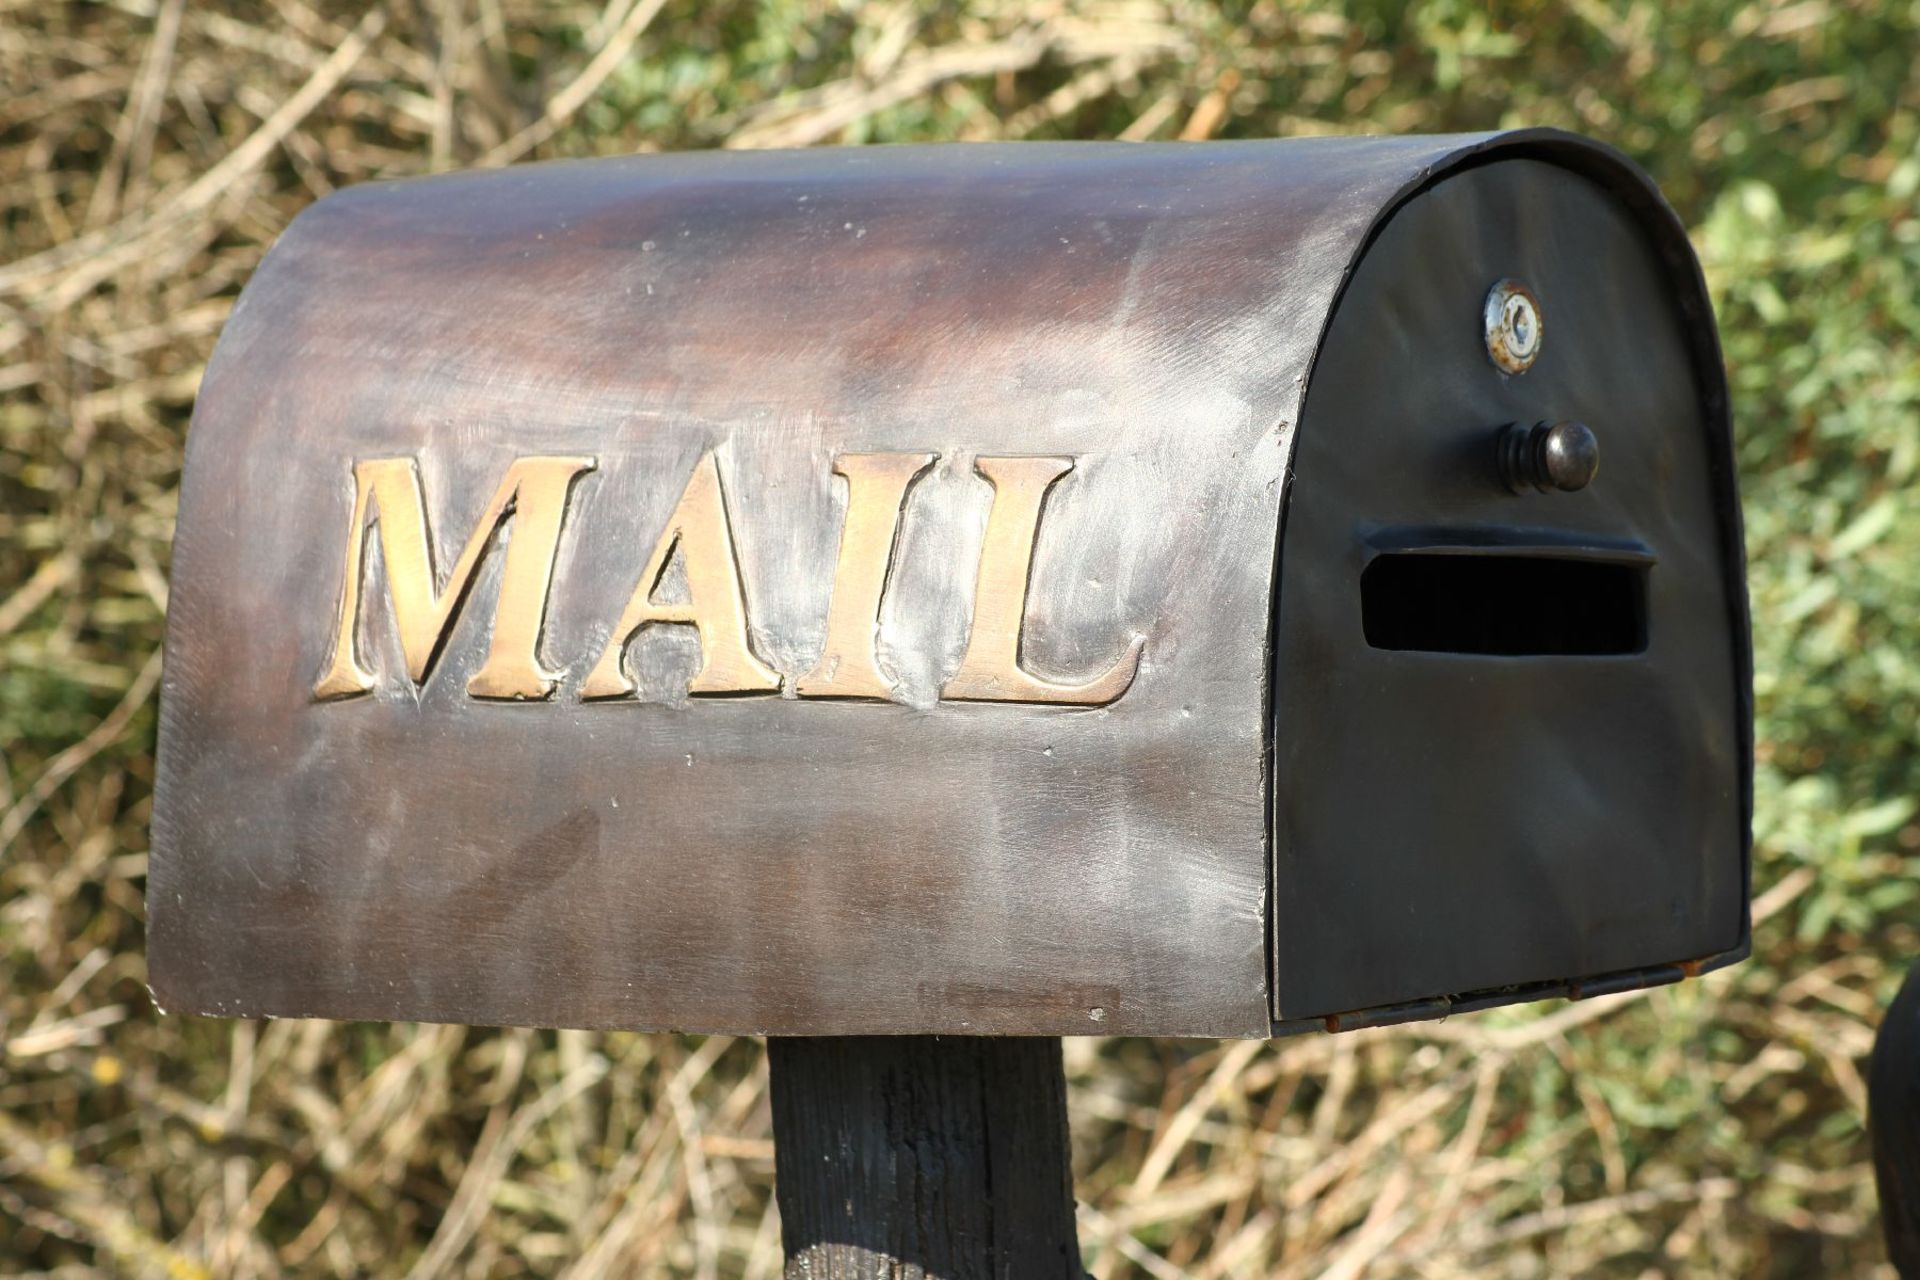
[149,138,1502,1037]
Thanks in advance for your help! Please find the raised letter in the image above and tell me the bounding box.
[314,455,595,702]
[794,452,936,700]
[940,456,1143,705]
[582,451,780,699]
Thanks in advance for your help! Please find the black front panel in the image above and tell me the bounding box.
[1271,158,1747,1019]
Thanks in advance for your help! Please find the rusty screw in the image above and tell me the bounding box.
[1483,278,1543,375]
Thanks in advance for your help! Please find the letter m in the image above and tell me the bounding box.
[313,455,594,701]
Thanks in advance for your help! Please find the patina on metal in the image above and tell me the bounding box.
[149,128,1751,1038]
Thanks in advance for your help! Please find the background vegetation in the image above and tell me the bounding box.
[2,0,1917,1275]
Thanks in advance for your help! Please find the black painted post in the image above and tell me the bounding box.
[767,1036,1083,1279]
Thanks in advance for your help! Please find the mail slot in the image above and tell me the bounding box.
[148,128,1751,1038]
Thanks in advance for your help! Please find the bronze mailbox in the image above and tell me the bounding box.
[149,129,1751,1038]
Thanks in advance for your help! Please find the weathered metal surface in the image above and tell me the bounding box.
[148,129,1751,1038]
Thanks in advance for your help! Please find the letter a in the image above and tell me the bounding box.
[940,456,1143,705]
[582,451,781,699]
[314,455,595,702]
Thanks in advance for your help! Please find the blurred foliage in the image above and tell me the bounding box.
[1,0,1917,1276]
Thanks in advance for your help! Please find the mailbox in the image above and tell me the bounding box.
[149,128,1750,1039]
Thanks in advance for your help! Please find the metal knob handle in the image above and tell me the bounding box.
[1498,420,1599,493]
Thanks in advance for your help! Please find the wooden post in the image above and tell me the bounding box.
[768,1036,1083,1279]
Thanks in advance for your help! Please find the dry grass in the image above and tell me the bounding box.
[3,1,1917,1276]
